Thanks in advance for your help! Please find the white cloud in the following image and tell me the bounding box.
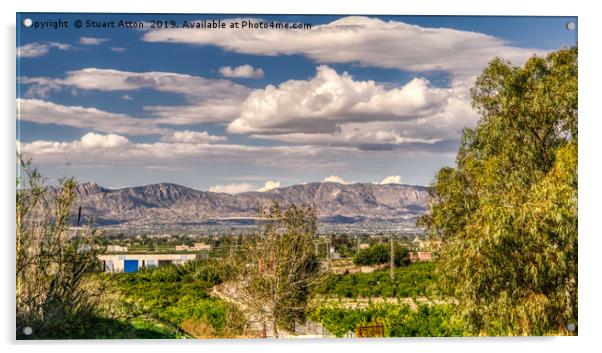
[219,64,264,79]
[17,133,355,168]
[58,68,250,100]
[142,103,242,125]
[79,37,109,45]
[143,16,544,78]
[121,94,134,101]
[17,98,168,136]
[379,175,402,184]
[17,133,131,158]
[19,77,62,98]
[250,127,440,146]
[160,130,227,143]
[232,65,479,150]
[79,132,130,148]
[228,65,452,135]
[21,68,251,124]
[257,180,280,192]
[110,47,127,52]
[17,42,71,58]
[209,182,255,194]
[323,175,353,184]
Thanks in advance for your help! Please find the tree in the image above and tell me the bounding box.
[228,203,321,337]
[353,243,410,267]
[419,48,577,335]
[16,155,105,339]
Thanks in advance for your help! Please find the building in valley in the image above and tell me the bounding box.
[99,253,207,273]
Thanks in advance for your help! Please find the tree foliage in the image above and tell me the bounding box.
[16,155,105,339]
[313,262,437,298]
[229,203,321,336]
[353,243,410,267]
[308,303,463,337]
[111,260,247,338]
[419,48,577,335]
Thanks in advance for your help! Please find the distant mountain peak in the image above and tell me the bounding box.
[70,181,428,228]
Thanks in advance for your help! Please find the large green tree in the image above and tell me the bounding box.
[419,47,577,335]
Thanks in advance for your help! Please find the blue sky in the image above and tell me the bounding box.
[16,14,577,192]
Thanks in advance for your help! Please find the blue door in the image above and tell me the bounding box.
[124,259,139,273]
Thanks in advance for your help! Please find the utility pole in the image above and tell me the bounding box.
[326,235,331,269]
[390,234,395,280]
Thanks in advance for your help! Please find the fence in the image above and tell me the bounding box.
[294,320,335,338]
[356,324,385,337]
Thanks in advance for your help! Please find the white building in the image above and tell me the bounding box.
[106,244,128,253]
[193,242,211,251]
[99,253,205,273]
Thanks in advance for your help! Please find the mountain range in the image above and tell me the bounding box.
[65,181,429,228]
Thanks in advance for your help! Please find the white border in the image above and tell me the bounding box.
[3,1,600,353]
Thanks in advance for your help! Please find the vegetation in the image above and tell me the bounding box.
[308,303,463,337]
[17,45,578,339]
[313,262,436,298]
[109,260,247,338]
[419,48,578,335]
[353,242,410,267]
[16,156,106,339]
[228,203,321,337]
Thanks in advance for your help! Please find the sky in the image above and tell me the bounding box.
[16,14,577,193]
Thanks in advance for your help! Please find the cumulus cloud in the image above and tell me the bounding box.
[160,130,227,143]
[257,180,280,192]
[78,132,130,148]
[143,16,544,78]
[379,175,402,184]
[20,68,251,124]
[228,66,445,134]
[121,94,134,101]
[219,64,264,79]
[79,37,109,45]
[323,175,353,184]
[228,65,454,135]
[233,65,478,150]
[17,133,131,158]
[209,182,255,194]
[17,42,71,58]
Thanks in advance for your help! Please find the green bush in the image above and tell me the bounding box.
[313,262,436,298]
[308,303,463,337]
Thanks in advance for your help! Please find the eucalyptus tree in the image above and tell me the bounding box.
[419,48,577,335]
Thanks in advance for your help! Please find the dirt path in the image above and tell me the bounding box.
[211,282,298,338]
[311,296,453,310]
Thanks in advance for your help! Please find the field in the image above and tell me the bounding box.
[80,259,460,339]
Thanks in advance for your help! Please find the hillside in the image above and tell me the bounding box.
[63,181,428,227]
